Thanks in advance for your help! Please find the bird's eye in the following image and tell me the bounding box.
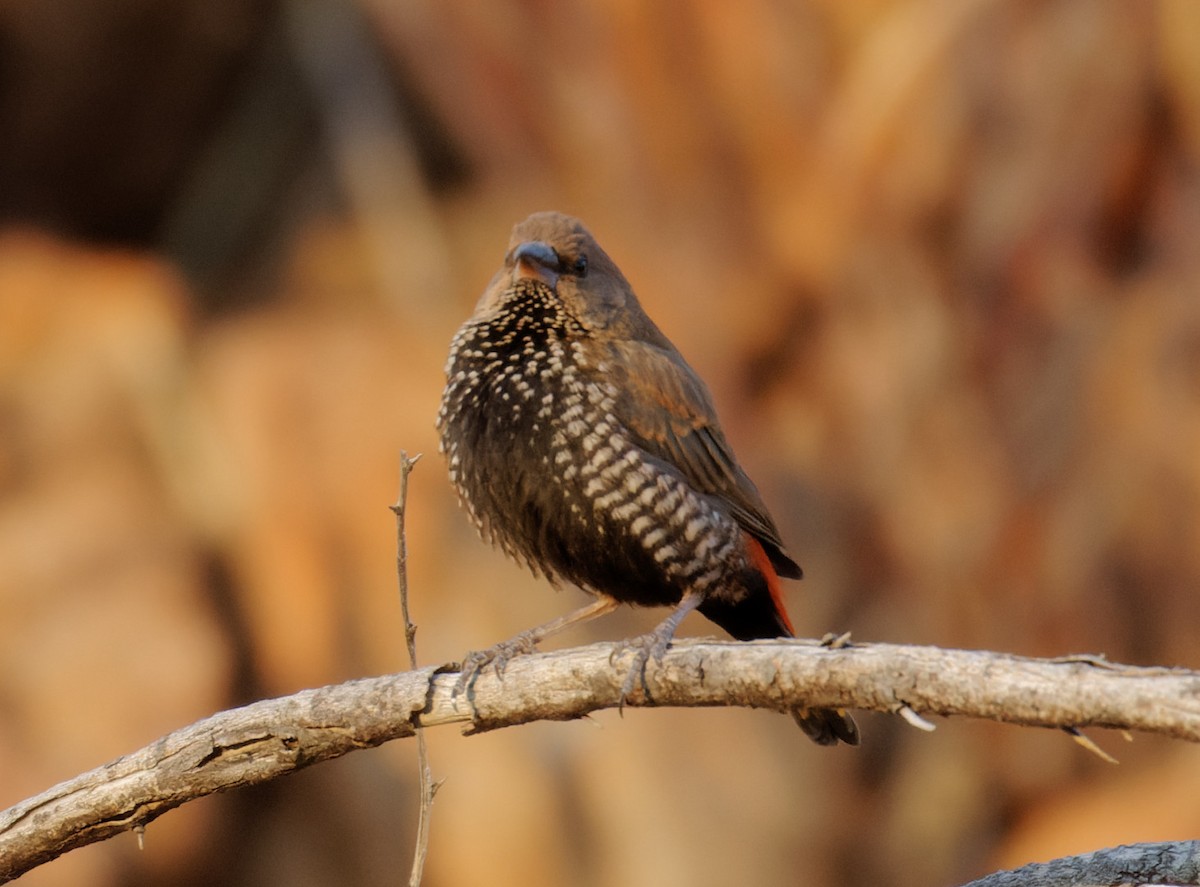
[572,255,588,278]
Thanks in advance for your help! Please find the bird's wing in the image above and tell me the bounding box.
[605,339,802,578]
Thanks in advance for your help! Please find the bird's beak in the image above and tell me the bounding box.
[512,241,560,287]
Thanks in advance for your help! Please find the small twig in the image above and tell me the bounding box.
[391,451,423,668]
[895,702,937,732]
[390,451,436,887]
[1062,726,1119,765]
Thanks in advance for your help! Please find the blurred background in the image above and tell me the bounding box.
[1,0,1198,884]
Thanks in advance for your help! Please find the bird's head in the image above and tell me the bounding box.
[472,212,658,339]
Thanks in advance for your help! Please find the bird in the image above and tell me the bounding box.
[437,211,858,746]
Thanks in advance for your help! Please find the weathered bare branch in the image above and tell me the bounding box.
[2,639,1198,882]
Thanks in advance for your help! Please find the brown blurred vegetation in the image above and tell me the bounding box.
[1,1,1198,885]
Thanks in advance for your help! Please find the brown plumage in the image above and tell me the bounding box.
[437,211,857,746]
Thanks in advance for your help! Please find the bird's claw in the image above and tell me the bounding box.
[613,629,674,707]
[453,632,541,698]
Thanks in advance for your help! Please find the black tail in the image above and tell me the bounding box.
[698,595,792,643]
[792,707,860,746]
[700,595,860,747]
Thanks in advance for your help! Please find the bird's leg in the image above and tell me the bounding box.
[455,596,619,696]
[615,589,705,704]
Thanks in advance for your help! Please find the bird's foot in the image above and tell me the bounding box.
[453,631,542,698]
[609,590,703,708]
[611,624,676,706]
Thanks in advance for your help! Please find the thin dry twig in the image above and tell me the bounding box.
[895,702,937,732]
[389,451,438,887]
[1,640,1198,882]
[1062,726,1119,765]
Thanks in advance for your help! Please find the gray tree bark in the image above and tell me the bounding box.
[963,840,1200,886]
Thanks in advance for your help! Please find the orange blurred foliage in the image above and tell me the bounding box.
[1,1,1198,885]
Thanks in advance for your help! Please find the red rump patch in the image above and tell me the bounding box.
[743,533,795,636]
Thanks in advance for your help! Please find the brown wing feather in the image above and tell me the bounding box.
[604,338,802,579]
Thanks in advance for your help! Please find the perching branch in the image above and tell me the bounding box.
[1,639,1198,882]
